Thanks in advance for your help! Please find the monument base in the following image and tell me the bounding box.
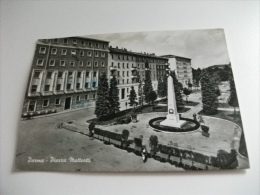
[160,119,186,128]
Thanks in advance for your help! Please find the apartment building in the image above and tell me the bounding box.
[108,46,169,110]
[22,37,109,115]
[160,55,192,86]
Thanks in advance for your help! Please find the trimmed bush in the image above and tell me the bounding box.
[134,137,142,147]
[115,116,132,125]
[201,125,209,133]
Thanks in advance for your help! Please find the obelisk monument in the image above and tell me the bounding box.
[160,63,186,128]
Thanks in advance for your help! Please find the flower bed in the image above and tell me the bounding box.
[149,117,200,132]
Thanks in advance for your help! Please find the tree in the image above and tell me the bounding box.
[138,80,144,106]
[183,87,192,103]
[170,71,183,108]
[109,75,120,116]
[228,74,239,118]
[157,76,164,98]
[95,73,111,120]
[149,91,157,110]
[200,70,218,115]
[143,69,153,104]
[161,74,168,97]
[129,86,137,109]
[188,81,192,91]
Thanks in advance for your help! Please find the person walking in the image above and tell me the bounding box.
[141,146,147,163]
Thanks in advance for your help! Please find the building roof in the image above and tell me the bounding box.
[109,46,168,60]
[75,36,110,43]
[160,54,191,60]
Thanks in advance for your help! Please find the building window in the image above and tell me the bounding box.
[47,72,52,78]
[39,47,46,54]
[80,50,84,56]
[73,39,77,45]
[64,38,68,44]
[122,79,124,84]
[101,52,105,57]
[61,49,67,55]
[95,43,99,48]
[55,98,60,105]
[56,84,61,91]
[53,39,58,43]
[81,40,85,46]
[76,83,80,89]
[127,63,129,68]
[101,62,105,67]
[58,72,63,78]
[122,71,125,77]
[127,79,129,84]
[31,85,37,93]
[28,100,36,112]
[79,61,83,66]
[94,62,98,67]
[42,99,49,107]
[95,52,99,57]
[70,61,75,66]
[44,85,50,91]
[51,48,57,55]
[118,63,120,68]
[68,72,73,77]
[89,42,92,47]
[87,61,91,66]
[87,51,92,56]
[85,82,89,88]
[60,60,65,66]
[67,83,71,89]
[71,50,76,55]
[76,96,80,102]
[92,82,96,88]
[33,71,40,78]
[85,94,88,100]
[86,72,89,77]
[118,71,120,77]
[127,71,129,76]
[49,59,55,66]
[77,72,81,78]
[93,72,97,77]
[93,93,96,99]
[36,59,44,66]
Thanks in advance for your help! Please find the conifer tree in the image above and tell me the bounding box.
[228,74,239,117]
[170,71,183,108]
[200,70,218,115]
[129,86,137,108]
[94,73,111,120]
[157,76,164,97]
[138,80,144,106]
[161,74,168,98]
[109,75,120,116]
[143,69,153,104]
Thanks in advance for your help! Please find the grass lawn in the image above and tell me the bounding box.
[198,109,248,158]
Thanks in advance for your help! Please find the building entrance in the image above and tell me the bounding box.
[64,97,71,110]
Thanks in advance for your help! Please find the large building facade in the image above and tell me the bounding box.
[22,37,109,115]
[108,47,169,110]
[161,55,192,87]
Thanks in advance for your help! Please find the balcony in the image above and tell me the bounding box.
[131,66,137,71]
[109,66,118,71]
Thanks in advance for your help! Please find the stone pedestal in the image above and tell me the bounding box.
[160,74,186,128]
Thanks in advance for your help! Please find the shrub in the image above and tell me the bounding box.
[122,129,129,141]
[115,116,132,125]
[134,137,142,147]
[201,125,209,133]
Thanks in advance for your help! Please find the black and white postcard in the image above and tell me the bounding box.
[14,29,249,172]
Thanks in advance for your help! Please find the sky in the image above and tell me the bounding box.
[86,29,230,70]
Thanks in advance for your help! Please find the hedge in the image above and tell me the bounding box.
[149,117,200,132]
